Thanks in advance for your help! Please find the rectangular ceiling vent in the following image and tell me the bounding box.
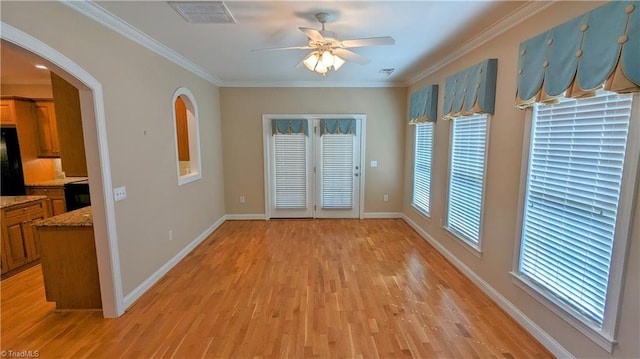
[168,1,237,24]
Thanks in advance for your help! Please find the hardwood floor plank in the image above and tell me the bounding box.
[1,219,552,358]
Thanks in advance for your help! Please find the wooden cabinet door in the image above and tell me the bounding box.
[35,101,60,158]
[0,100,16,126]
[3,216,31,270]
[0,240,8,274]
[51,198,67,216]
[23,214,45,261]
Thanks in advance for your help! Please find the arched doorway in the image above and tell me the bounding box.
[1,22,124,317]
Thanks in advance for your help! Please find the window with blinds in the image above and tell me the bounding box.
[321,134,354,209]
[413,123,434,216]
[446,114,488,248]
[519,92,633,326]
[274,134,307,209]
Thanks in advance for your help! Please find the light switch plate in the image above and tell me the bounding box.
[371,160,378,168]
[114,186,127,201]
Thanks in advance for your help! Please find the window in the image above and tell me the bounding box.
[516,92,638,350]
[412,122,434,216]
[172,87,201,185]
[445,114,489,249]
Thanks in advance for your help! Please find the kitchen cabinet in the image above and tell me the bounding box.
[0,100,17,126]
[51,72,88,177]
[35,207,101,310]
[34,100,60,158]
[1,198,48,273]
[26,186,66,216]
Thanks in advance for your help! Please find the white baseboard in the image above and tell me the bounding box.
[363,212,403,219]
[401,214,573,359]
[123,215,226,309]
[225,214,266,220]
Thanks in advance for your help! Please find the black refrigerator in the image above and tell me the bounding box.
[1,127,26,196]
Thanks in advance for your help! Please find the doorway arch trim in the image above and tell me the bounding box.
[1,22,124,317]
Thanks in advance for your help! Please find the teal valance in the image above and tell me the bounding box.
[320,119,356,136]
[516,1,639,108]
[409,85,438,124]
[443,59,497,120]
[271,119,308,136]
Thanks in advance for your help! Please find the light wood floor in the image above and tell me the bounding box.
[1,219,552,358]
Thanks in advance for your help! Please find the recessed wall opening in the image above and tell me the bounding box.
[172,88,201,186]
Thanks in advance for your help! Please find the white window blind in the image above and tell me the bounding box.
[520,93,632,325]
[446,114,488,247]
[274,134,307,209]
[413,122,434,215]
[321,134,354,209]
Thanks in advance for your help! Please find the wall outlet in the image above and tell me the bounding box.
[371,160,378,168]
[114,186,127,201]
[383,194,389,202]
[239,196,245,203]
[168,229,173,241]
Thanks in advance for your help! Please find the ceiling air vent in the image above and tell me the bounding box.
[378,68,395,76]
[168,1,237,24]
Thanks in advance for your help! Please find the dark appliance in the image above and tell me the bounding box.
[1,127,26,196]
[65,179,91,211]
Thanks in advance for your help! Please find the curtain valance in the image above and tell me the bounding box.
[409,85,438,124]
[271,119,309,136]
[516,1,639,108]
[320,119,356,136]
[443,59,498,120]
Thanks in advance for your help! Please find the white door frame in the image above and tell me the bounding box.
[2,22,124,317]
[263,114,366,220]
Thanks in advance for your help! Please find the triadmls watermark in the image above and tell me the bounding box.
[1,350,40,358]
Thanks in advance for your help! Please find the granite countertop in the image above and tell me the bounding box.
[1,196,48,209]
[34,206,93,227]
[25,177,89,187]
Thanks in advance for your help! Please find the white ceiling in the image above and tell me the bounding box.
[2,1,541,87]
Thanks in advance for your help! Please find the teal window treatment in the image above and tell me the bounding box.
[409,85,438,124]
[320,119,356,136]
[443,59,498,120]
[516,1,639,108]
[271,119,309,136]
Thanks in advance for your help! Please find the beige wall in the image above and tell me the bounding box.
[403,1,638,358]
[2,2,226,294]
[220,87,406,215]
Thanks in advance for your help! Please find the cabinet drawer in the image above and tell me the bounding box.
[26,186,65,198]
[3,201,47,219]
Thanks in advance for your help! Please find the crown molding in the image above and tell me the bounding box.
[220,80,406,88]
[1,79,52,85]
[62,1,222,86]
[407,1,555,86]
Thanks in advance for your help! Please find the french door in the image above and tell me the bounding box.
[265,116,362,219]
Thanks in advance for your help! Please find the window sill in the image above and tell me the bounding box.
[410,204,431,220]
[510,272,616,353]
[177,172,202,186]
[443,226,482,259]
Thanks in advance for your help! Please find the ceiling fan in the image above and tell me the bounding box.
[253,12,395,75]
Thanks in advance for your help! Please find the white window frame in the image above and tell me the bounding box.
[511,93,640,352]
[171,87,202,186]
[444,113,490,254]
[412,122,434,217]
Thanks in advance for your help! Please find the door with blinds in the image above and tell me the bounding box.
[314,119,360,218]
[265,117,361,219]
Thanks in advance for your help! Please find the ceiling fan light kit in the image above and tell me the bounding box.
[303,50,345,75]
[253,12,394,76]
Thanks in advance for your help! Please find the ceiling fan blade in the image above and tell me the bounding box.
[333,48,370,65]
[251,45,315,52]
[341,36,395,48]
[299,27,324,41]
